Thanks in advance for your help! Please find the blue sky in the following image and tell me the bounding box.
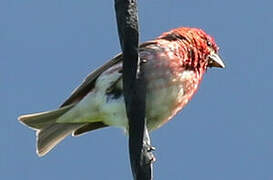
[1,0,273,179]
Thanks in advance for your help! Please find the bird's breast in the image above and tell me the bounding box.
[97,46,202,131]
[145,69,198,131]
[142,50,201,130]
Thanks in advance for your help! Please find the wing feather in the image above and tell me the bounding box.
[60,54,122,107]
[60,41,157,107]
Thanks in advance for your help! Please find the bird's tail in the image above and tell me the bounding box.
[18,104,84,157]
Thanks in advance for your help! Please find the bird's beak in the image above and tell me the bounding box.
[208,52,225,68]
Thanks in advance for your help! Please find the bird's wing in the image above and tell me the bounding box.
[60,41,157,107]
[60,53,122,107]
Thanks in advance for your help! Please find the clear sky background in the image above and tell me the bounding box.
[1,0,273,179]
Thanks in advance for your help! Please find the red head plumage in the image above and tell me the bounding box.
[157,27,222,71]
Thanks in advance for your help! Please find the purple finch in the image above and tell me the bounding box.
[19,27,225,156]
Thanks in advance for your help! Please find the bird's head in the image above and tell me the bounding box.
[158,27,225,72]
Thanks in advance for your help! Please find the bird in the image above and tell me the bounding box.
[18,27,225,157]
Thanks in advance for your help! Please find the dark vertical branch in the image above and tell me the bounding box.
[114,0,154,179]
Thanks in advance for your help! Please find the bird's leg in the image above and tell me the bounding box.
[141,126,156,165]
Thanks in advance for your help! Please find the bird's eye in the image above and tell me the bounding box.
[207,41,212,47]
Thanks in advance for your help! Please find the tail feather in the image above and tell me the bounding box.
[18,104,85,156]
[73,122,108,136]
[37,123,84,156]
[19,104,75,129]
